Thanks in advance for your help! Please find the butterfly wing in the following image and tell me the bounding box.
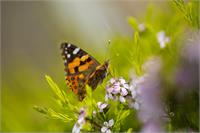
[61,42,100,100]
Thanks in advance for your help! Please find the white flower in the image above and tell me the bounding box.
[72,123,82,133]
[105,93,114,101]
[72,108,86,133]
[138,23,146,32]
[129,101,140,110]
[110,78,116,84]
[101,126,109,133]
[93,110,97,116]
[157,31,170,48]
[97,102,108,112]
[101,119,114,133]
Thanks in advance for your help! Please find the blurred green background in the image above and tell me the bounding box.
[1,1,198,132]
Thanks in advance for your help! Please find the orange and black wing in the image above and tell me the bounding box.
[60,42,100,100]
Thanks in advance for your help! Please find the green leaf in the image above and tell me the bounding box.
[118,110,131,121]
[134,31,140,45]
[82,85,97,118]
[128,17,139,31]
[86,85,92,99]
[45,75,79,112]
[114,109,131,131]
[34,106,73,122]
[33,105,47,115]
[127,128,133,133]
[47,108,73,122]
[45,75,67,104]
[173,0,199,29]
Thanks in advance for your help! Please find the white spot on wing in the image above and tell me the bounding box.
[67,43,71,47]
[73,48,80,55]
[65,51,68,54]
[65,47,68,50]
[67,54,71,58]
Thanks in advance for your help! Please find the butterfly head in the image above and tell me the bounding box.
[95,60,109,78]
[103,60,109,69]
[97,60,109,71]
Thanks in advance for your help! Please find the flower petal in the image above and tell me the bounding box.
[107,86,114,93]
[112,86,120,94]
[105,121,109,127]
[119,78,126,84]
[110,78,116,84]
[108,93,114,99]
[72,123,81,133]
[101,103,108,110]
[105,94,108,101]
[133,102,140,110]
[123,83,129,89]
[108,119,114,127]
[119,96,126,103]
[77,117,85,125]
[93,110,96,116]
[97,102,102,108]
[101,126,108,133]
[121,87,128,96]
[131,90,137,98]
[106,129,111,133]
[138,23,146,32]
[113,82,120,87]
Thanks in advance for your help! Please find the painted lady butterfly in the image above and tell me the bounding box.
[61,42,109,101]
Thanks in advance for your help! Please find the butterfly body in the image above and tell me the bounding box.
[61,42,109,101]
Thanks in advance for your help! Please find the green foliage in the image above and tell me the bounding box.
[173,0,199,29]
[34,75,78,124]
[45,75,79,113]
[34,106,73,122]
[113,109,131,131]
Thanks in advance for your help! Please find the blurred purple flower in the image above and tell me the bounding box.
[175,34,199,90]
[157,31,170,48]
[101,119,114,133]
[72,108,86,133]
[136,57,165,132]
[128,73,145,110]
[141,121,163,133]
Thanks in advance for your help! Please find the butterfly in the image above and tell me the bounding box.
[61,42,109,101]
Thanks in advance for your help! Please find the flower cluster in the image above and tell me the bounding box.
[72,108,86,133]
[105,77,129,103]
[105,77,143,110]
[101,119,114,133]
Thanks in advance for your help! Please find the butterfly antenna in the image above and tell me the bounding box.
[104,40,120,78]
[104,39,111,61]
